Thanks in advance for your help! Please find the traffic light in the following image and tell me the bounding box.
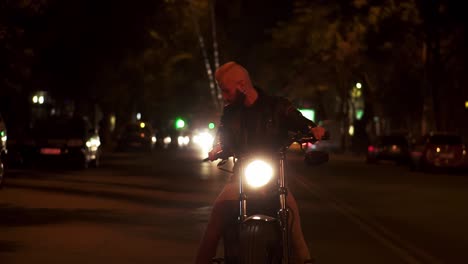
[175,118,185,129]
[208,122,215,129]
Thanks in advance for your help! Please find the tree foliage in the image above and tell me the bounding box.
[268,0,467,137]
[0,0,49,95]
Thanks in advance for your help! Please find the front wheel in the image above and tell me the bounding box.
[239,220,282,264]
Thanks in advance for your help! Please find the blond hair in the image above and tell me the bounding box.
[215,61,253,87]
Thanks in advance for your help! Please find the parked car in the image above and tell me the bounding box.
[366,134,410,164]
[0,113,5,187]
[409,132,467,172]
[0,113,6,155]
[117,122,157,152]
[25,116,101,169]
[5,125,34,168]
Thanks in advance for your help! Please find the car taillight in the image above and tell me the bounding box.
[368,145,375,152]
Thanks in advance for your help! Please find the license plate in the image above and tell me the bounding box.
[40,148,61,155]
[440,153,454,159]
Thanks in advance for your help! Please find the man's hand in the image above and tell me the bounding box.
[310,126,325,140]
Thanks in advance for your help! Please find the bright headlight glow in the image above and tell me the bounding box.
[86,138,101,148]
[178,136,190,146]
[193,132,214,153]
[245,160,273,188]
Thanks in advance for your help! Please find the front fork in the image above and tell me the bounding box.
[238,154,290,263]
[278,154,290,264]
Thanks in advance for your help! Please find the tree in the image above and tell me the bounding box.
[0,0,49,96]
[0,0,50,129]
[269,0,429,149]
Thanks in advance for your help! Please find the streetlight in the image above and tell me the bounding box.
[356,82,362,89]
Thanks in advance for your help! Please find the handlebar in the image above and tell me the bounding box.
[292,130,330,145]
[203,131,330,162]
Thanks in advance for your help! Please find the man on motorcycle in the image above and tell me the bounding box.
[195,61,325,264]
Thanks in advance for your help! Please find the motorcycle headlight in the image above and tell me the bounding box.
[245,160,274,188]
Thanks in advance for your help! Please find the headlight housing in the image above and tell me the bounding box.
[245,160,274,188]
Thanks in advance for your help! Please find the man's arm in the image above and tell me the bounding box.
[279,97,325,140]
[208,107,233,161]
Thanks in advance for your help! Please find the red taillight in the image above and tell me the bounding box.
[368,145,375,152]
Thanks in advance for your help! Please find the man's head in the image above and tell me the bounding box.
[215,61,254,106]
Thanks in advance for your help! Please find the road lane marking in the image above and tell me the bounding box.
[294,174,444,264]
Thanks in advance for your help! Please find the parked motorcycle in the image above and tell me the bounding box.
[206,132,329,264]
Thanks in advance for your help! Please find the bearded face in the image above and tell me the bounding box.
[220,82,246,106]
[231,89,246,106]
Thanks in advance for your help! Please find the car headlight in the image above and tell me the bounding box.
[86,137,101,148]
[193,132,214,152]
[245,160,274,188]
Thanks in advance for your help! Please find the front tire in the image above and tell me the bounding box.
[239,220,282,264]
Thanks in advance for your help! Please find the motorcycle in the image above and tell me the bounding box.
[206,132,329,264]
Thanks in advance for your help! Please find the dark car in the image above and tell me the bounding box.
[117,122,156,152]
[0,113,5,187]
[24,116,101,169]
[366,134,410,164]
[409,132,467,172]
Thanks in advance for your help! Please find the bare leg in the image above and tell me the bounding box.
[287,192,312,264]
[195,182,237,264]
[195,183,311,264]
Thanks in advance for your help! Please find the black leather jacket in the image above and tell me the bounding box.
[215,88,317,156]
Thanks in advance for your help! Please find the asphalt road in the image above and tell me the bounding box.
[1,146,467,264]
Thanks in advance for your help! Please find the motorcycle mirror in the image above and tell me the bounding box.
[304,151,329,166]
